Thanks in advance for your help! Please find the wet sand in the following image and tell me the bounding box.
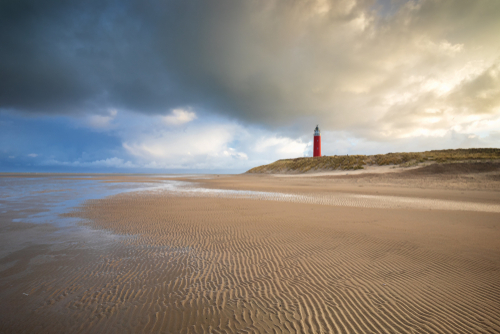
[1,170,500,333]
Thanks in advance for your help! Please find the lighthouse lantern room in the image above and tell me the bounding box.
[313,125,321,157]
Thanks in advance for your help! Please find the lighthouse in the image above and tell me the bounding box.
[313,125,321,157]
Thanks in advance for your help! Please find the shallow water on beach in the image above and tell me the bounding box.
[1,175,498,231]
[0,176,165,227]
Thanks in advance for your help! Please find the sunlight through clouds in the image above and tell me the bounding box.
[1,0,499,172]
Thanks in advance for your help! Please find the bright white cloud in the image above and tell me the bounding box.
[123,126,233,159]
[121,118,249,169]
[105,111,312,170]
[254,136,308,156]
[162,109,197,126]
[223,148,248,160]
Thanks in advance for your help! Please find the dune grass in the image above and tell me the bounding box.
[246,148,500,174]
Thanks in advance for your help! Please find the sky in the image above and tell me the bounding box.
[1,0,499,173]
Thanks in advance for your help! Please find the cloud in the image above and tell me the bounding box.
[27,153,38,157]
[1,108,315,172]
[254,136,309,156]
[223,148,248,160]
[44,157,136,168]
[2,1,499,129]
[162,109,197,126]
[114,111,309,169]
[447,61,500,115]
[85,109,118,129]
[1,0,499,172]
[121,120,247,169]
[123,125,233,159]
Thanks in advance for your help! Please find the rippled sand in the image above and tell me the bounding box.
[1,172,500,333]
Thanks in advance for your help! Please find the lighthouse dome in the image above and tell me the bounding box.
[314,125,320,136]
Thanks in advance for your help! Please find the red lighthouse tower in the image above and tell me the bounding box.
[313,125,321,157]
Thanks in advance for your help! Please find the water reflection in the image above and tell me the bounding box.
[0,176,184,227]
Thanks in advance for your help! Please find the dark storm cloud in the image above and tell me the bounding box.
[0,0,258,116]
[1,0,500,134]
[0,0,96,113]
[0,0,178,114]
[0,0,385,120]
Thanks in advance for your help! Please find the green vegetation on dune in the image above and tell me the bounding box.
[246,148,500,174]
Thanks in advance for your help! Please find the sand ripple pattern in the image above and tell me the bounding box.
[151,182,500,213]
[2,187,499,333]
[4,194,497,334]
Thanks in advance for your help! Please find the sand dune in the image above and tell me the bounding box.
[1,174,499,333]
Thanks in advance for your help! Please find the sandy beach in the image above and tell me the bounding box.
[1,167,500,333]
